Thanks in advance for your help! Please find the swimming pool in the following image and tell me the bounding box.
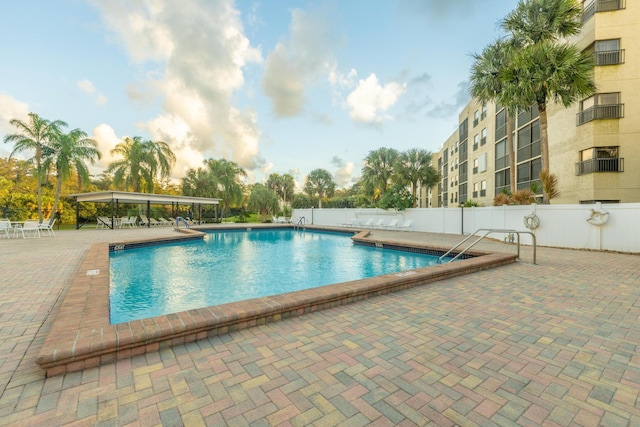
[110,229,447,323]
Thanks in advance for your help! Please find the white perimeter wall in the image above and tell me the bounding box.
[292,203,640,253]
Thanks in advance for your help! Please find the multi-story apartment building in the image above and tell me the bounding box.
[426,0,638,207]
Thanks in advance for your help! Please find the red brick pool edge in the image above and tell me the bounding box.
[36,229,517,377]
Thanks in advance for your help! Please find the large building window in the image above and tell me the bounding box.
[495,138,509,170]
[459,118,468,141]
[587,39,625,65]
[481,103,487,120]
[517,158,542,190]
[576,147,624,175]
[582,0,626,23]
[473,182,478,198]
[473,134,479,151]
[473,111,479,127]
[517,121,541,162]
[481,128,487,146]
[495,109,507,141]
[495,170,510,195]
[480,180,487,197]
[577,93,624,125]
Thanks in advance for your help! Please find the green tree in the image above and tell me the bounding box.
[394,148,440,208]
[206,158,246,217]
[182,166,216,198]
[44,129,101,224]
[266,173,296,207]
[107,136,176,193]
[303,168,336,208]
[499,0,596,202]
[248,183,279,222]
[3,112,68,221]
[361,147,399,204]
[470,39,518,194]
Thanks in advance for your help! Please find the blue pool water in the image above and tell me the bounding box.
[109,229,445,324]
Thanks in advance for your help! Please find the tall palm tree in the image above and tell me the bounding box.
[206,158,246,217]
[248,183,279,222]
[266,173,295,207]
[107,136,176,193]
[470,39,518,195]
[304,168,336,208]
[361,147,399,203]
[45,129,101,224]
[182,166,216,198]
[394,149,440,208]
[499,0,596,202]
[3,113,67,221]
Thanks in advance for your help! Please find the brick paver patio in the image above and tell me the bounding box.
[0,226,639,426]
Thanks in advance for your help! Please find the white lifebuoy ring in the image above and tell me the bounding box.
[523,213,540,230]
[587,208,609,226]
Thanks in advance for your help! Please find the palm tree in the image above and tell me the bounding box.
[304,169,336,208]
[107,136,176,193]
[44,129,101,224]
[3,113,67,221]
[394,149,440,208]
[361,147,399,204]
[266,173,295,207]
[470,39,518,194]
[205,158,246,217]
[499,0,596,202]
[182,166,216,198]
[248,183,279,222]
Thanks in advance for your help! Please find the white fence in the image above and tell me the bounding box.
[292,203,640,253]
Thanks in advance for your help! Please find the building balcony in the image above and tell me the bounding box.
[582,0,625,22]
[576,104,624,126]
[575,158,624,175]
[472,191,478,198]
[480,189,486,197]
[473,143,478,151]
[595,49,625,66]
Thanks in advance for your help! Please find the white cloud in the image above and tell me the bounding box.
[262,8,337,117]
[334,162,354,188]
[0,94,30,157]
[77,78,108,106]
[91,123,121,172]
[346,74,405,124]
[91,0,263,175]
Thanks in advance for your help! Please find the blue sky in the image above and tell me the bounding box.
[0,0,518,189]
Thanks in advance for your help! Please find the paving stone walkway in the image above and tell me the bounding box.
[0,227,639,426]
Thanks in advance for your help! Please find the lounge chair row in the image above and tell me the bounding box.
[342,217,413,231]
[96,215,186,229]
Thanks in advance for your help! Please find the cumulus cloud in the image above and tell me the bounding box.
[91,0,263,173]
[262,7,337,117]
[398,0,480,21]
[77,79,108,106]
[346,74,405,125]
[331,156,354,188]
[0,94,30,157]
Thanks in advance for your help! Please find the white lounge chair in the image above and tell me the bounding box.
[383,218,399,230]
[373,218,385,229]
[396,219,413,231]
[39,217,56,236]
[359,218,374,229]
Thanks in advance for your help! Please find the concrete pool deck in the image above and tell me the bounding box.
[1,225,639,425]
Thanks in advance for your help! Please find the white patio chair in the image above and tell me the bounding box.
[39,217,56,236]
[0,219,11,238]
[14,219,41,238]
[396,219,413,231]
[383,218,399,230]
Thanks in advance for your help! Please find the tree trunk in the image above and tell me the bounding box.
[36,144,43,222]
[507,114,516,195]
[51,175,62,226]
[538,105,550,204]
[412,183,418,208]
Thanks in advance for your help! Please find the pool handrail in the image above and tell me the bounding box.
[439,228,537,265]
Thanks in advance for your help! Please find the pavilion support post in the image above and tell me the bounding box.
[146,201,151,228]
[110,200,115,229]
[75,200,80,230]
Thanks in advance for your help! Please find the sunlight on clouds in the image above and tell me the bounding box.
[91,124,121,171]
[262,8,336,117]
[334,162,354,188]
[0,94,29,158]
[77,79,108,106]
[346,74,405,124]
[91,0,263,177]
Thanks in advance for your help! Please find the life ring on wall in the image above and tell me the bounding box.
[523,213,540,230]
[587,208,610,226]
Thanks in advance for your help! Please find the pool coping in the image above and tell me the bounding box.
[36,225,517,376]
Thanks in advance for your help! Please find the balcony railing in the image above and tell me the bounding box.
[576,104,624,125]
[473,166,478,174]
[575,158,624,175]
[472,191,478,198]
[583,0,625,22]
[480,137,486,146]
[480,189,486,197]
[595,49,625,66]
[473,143,478,151]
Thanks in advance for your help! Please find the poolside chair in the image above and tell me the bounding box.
[119,216,137,228]
[138,215,150,227]
[396,219,413,231]
[383,218,399,230]
[157,218,172,226]
[0,219,11,238]
[39,217,56,236]
[148,218,162,227]
[359,218,374,229]
[14,219,41,238]
[373,218,386,229]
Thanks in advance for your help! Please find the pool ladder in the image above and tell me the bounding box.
[438,228,537,265]
[293,216,307,230]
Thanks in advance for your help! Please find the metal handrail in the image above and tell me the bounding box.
[439,228,537,264]
[294,216,306,229]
